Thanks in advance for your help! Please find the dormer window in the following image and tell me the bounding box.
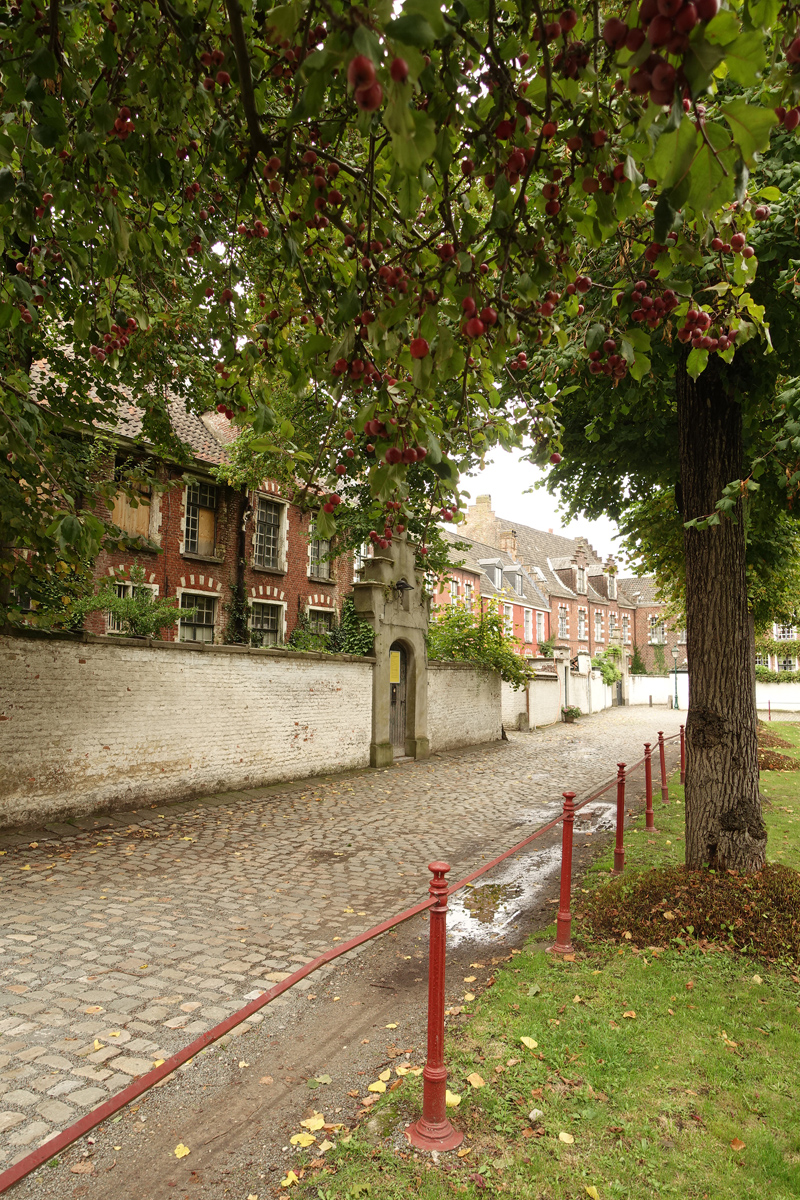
[607,575,617,600]
[495,565,503,588]
[576,566,586,593]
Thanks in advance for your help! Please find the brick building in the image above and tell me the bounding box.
[443,494,685,672]
[81,393,353,644]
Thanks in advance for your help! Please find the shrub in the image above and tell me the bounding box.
[74,563,190,639]
[427,599,536,690]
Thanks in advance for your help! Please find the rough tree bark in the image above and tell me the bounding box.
[677,354,766,872]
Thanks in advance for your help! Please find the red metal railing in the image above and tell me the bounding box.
[0,729,682,1192]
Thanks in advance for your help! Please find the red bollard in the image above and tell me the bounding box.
[679,724,685,785]
[547,792,576,956]
[658,731,669,804]
[644,743,654,831]
[405,862,463,1152]
[612,764,626,874]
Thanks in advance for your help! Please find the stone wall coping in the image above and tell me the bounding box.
[427,658,498,673]
[0,628,375,667]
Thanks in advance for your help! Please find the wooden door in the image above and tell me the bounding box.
[389,643,407,755]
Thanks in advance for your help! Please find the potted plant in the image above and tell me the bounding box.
[562,705,581,723]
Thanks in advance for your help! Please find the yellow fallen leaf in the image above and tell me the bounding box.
[559,1131,574,1144]
[368,1080,386,1093]
[84,1006,103,1014]
[139,964,148,969]
[93,1039,104,1050]
[109,1031,121,1038]
[319,1139,335,1153]
[19,865,31,871]
[395,1065,411,1076]
[464,975,477,983]
[300,1115,326,1131]
[408,1067,423,1076]
[663,912,675,921]
[464,992,476,1002]
[385,1023,398,1029]
[445,1090,461,1107]
[622,1011,636,1019]
[174,1143,190,1159]
[379,1069,391,1082]
[153,1059,165,1068]
[457,1146,472,1158]
[731,1137,746,1151]
[752,975,763,985]
[248,1195,258,1200]
[290,1132,316,1147]
[573,995,582,1004]
[281,1170,299,1187]
[586,1188,600,1200]
[520,1037,538,1050]
[238,1061,249,1068]
[466,1072,485,1088]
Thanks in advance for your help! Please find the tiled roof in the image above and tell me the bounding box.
[618,576,664,606]
[442,530,550,609]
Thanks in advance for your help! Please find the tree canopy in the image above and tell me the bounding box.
[3,0,800,618]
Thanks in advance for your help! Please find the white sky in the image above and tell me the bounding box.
[459,447,628,566]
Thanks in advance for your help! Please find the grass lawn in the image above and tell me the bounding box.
[286,729,800,1200]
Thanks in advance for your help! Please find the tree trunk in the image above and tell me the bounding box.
[678,354,766,872]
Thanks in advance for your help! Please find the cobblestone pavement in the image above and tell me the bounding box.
[0,706,683,1164]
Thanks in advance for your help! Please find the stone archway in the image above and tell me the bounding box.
[351,535,430,768]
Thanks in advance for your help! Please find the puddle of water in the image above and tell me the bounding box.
[445,799,617,946]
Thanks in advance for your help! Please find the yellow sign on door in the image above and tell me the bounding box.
[389,650,401,684]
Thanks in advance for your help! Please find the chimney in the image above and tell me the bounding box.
[499,529,518,559]
[548,527,553,534]
[476,495,492,506]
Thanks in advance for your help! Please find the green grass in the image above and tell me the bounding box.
[289,744,800,1200]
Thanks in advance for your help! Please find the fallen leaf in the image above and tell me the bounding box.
[494,1065,505,1075]
[466,1072,485,1088]
[347,1089,360,1098]
[139,964,148,970]
[663,912,675,921]
[464,976,477,983]
[609,1020,620,1028]
[528,984,541,996]
[558,1131,575,1144]
[563,954,576,962]
[238,1061,249,1069]
[408,1067,423,1076]
[395,1065,411,1076]
[280,1170,299,1187]
[520,1037,538,1050]
[318,1139,335,1153]
[315,1074,332,1085]
[379,1069,391,1082]
[93,1039,104,1050]
[731,1137,746,1152]
[385,1023,398,1029]
[470,962,485,968]
[174,1144,190,1159]
[259,1075,274,1086]
[300,1115,325,1131]
[573,995,582,1004]
[290,1132,316,1147]
[83,1006,103,1014]
[686,980,694,991]
[529,1108,544,1123]
[586,1188,600,1200]
[445,1090,461,1107]
[153,1059,165,1068]
[70,1163,94,1175]
[457,1146,472,1158]
[368,1081,386,1093]
[248,1195,258,1200]
[622,1011,636,1019]
[109,1031,121,1038]
[464,992,476,1002]
[752,975,763,985]
[506,1057,521,1067]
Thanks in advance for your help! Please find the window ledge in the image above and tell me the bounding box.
[307,574,333,584]
[251,564,287,576]
[182,552,225,564]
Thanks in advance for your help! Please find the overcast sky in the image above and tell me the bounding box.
[459,446,629,566]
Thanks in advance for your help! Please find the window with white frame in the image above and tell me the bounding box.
[594,609,604,642]
[354,542,372,578]
[678,627,687,643]
[308,608,334,634]
[622,613,631,643]
[106,580,157,633]
[524,609,533,642]
[775,623,795,640]
[253,496,283,569]
[609,611,618,637]
[504,604,514,636]
[494,565,503,588]
[779,655,796,672]
[309,538,331,580]
[184,483,217,556]
[607,575,617,600]
[463,582,474,611]
[450,577,460,604]
[577,607,587,640]
[755,652,768,667]
[649,616,666,644]
[250,601,283,646]
[576,566,586,593]
[558,605,568,639]
[179,592,215,642]
[536,610,545,644]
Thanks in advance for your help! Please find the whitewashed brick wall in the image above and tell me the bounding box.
[427,661,502,752]
[528,676,561,727]
[0,634,374,827]
[502,681,528,730]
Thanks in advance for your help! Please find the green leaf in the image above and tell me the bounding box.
[384,14,436,46]
[30,45,58,79]
[0,168,14,204]
[586,323,607,352]
[649,117,698,192]
[721,101,777,166]
[722,31,767,86]
[686,347,709,379]
[629,353,651,382]
[704,11,741,44]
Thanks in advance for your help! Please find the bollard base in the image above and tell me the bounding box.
[405,1117,463,1152]
[546,938,574,957]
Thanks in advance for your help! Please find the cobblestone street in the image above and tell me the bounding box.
[0,706,683,1164]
